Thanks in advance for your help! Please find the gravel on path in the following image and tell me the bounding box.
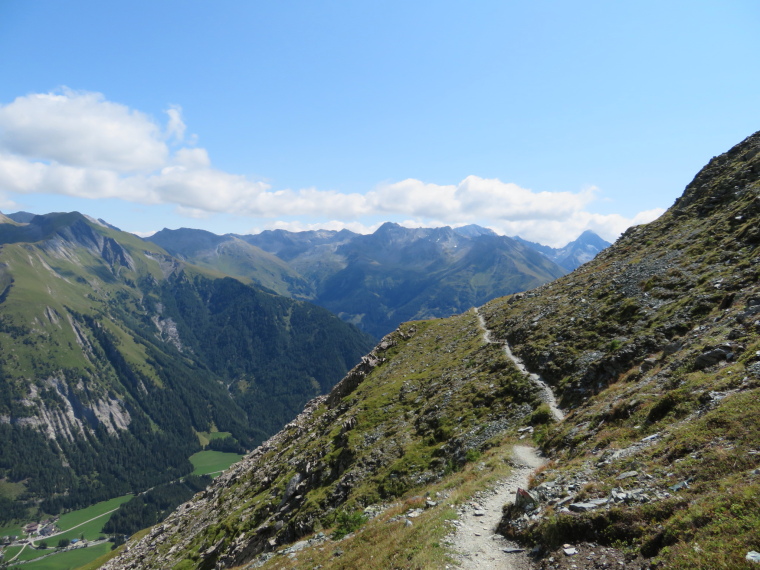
[448,445,546,570]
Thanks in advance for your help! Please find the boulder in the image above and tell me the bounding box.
[515,488,538,511]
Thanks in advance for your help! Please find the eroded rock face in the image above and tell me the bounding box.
[2,374,131,441]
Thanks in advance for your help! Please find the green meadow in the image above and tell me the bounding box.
[189,450,244,477]
[9,542,111,570]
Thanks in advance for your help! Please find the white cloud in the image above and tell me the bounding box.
[366,177,598,224]
[366,179,459,219]
[175,205,213,219]
[0,190,19,211]
[630,208,665,226]
[130,229,158,238]
[0,88,168,172]
[482,207,666,247]
[0,89,663,247]
[172,148,210,169]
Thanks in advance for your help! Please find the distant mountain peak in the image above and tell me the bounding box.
[453,224,497,238]
[511,230,611,271]
[5,211,37,224]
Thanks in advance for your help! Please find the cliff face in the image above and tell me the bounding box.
[106,131,760,570]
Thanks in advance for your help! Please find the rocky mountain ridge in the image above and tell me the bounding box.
[151,223,598,338]
[514,230,611,271]
[105,130,760,569]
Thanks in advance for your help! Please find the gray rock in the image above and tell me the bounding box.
[515,488,538,511]
[568,502,598,512]
[640,358,657,373]
[589,498,609,506]
[616,470,638,480]
[694,347,731,369]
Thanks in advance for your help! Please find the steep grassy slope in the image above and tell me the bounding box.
[105,131,760,570]
[481,131,760,568]
[0,214,373,519]
[102,311,549,569]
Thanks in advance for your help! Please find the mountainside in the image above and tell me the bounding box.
[313,223,568,339]
[107,131,760,569]
[515,229,611,271]
[152,223,571,339]
[148,228,314,299]
[0,213,373,519]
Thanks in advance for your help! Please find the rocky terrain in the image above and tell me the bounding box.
[105,131,760,569]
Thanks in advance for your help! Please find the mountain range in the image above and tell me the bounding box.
[0,208,607,531]
[0,213,374,518]
[148,224,609,338]
[104,130,760,569]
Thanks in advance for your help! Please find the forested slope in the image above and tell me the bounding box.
[0,213,373,521]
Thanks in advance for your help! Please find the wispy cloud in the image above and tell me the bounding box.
[0,89,661,246]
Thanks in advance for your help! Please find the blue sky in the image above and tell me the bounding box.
[0,1,758,246]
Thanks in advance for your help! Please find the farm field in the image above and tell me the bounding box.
[1,495,131,570]
[9,541,111,570]
[0,523,24,540]
[189,450,244,477]
[53,495,132,542]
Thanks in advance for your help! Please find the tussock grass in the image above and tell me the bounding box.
[253,437,522,569]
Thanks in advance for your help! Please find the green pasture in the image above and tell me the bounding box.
[196,429,231,447]
[0,523,24,540]
[14,543,52,562]
[9,541,111,570]
[2,544,23,562]
[51,495,131,543]
[189,450,243,476]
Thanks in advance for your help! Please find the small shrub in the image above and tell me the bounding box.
[332,510,367,539]
[464,449,481,463]
[530,403,553,425]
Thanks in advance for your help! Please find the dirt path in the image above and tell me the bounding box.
[474,308,564,422]
[449,445,546,569]
[445,309,566,568]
